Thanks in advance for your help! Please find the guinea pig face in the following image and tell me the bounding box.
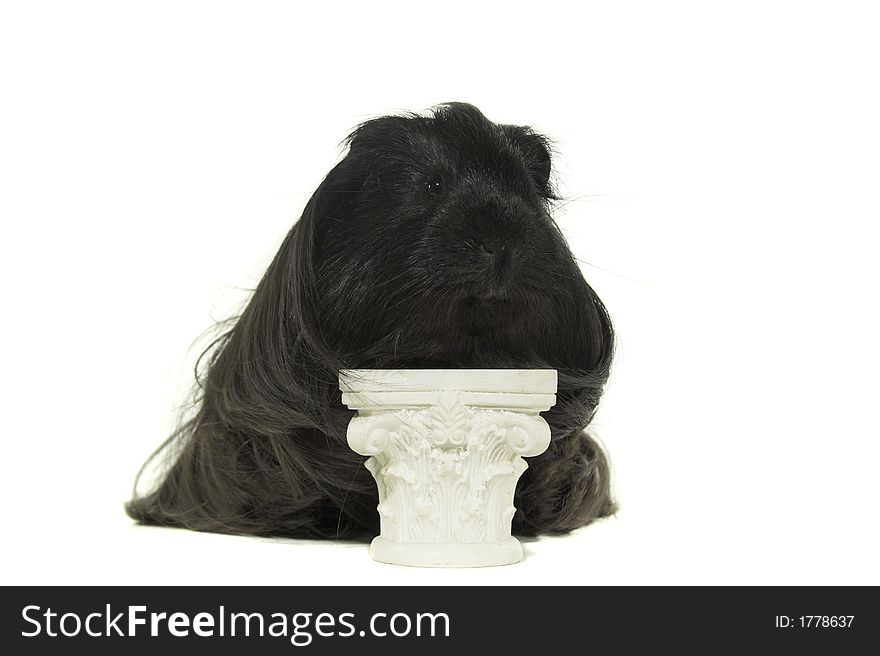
[312,103,602,369]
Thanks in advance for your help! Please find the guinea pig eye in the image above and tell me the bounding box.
[425,176,444,198]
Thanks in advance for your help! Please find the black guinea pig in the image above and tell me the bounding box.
[126,102,615,539]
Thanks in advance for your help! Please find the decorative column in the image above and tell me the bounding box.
[339,369,557,567]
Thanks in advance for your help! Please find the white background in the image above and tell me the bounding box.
[1,0,878,585]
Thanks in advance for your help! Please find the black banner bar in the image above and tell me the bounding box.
[2,586,875,653]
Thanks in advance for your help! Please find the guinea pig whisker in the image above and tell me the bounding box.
[335,463,364,543]
[573,257,654,287]
[550,192,624,210]
[422,224,472,239]
[357,267,418,291]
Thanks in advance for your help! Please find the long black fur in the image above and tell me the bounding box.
[126,103,615,540]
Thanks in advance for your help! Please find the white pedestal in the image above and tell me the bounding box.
[339,369,557,567]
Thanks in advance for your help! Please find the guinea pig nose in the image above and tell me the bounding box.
[477,240,515,273]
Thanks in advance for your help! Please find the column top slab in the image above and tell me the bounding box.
[339,369,558,395]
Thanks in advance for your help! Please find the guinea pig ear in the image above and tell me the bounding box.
[287,153,363,293]
[298,148,372,256]
[502,125,557,200]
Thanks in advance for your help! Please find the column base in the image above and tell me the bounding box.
[369,536,524,568]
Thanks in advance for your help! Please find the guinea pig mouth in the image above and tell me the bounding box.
[462,294,509,310]
[457,294,512,334]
